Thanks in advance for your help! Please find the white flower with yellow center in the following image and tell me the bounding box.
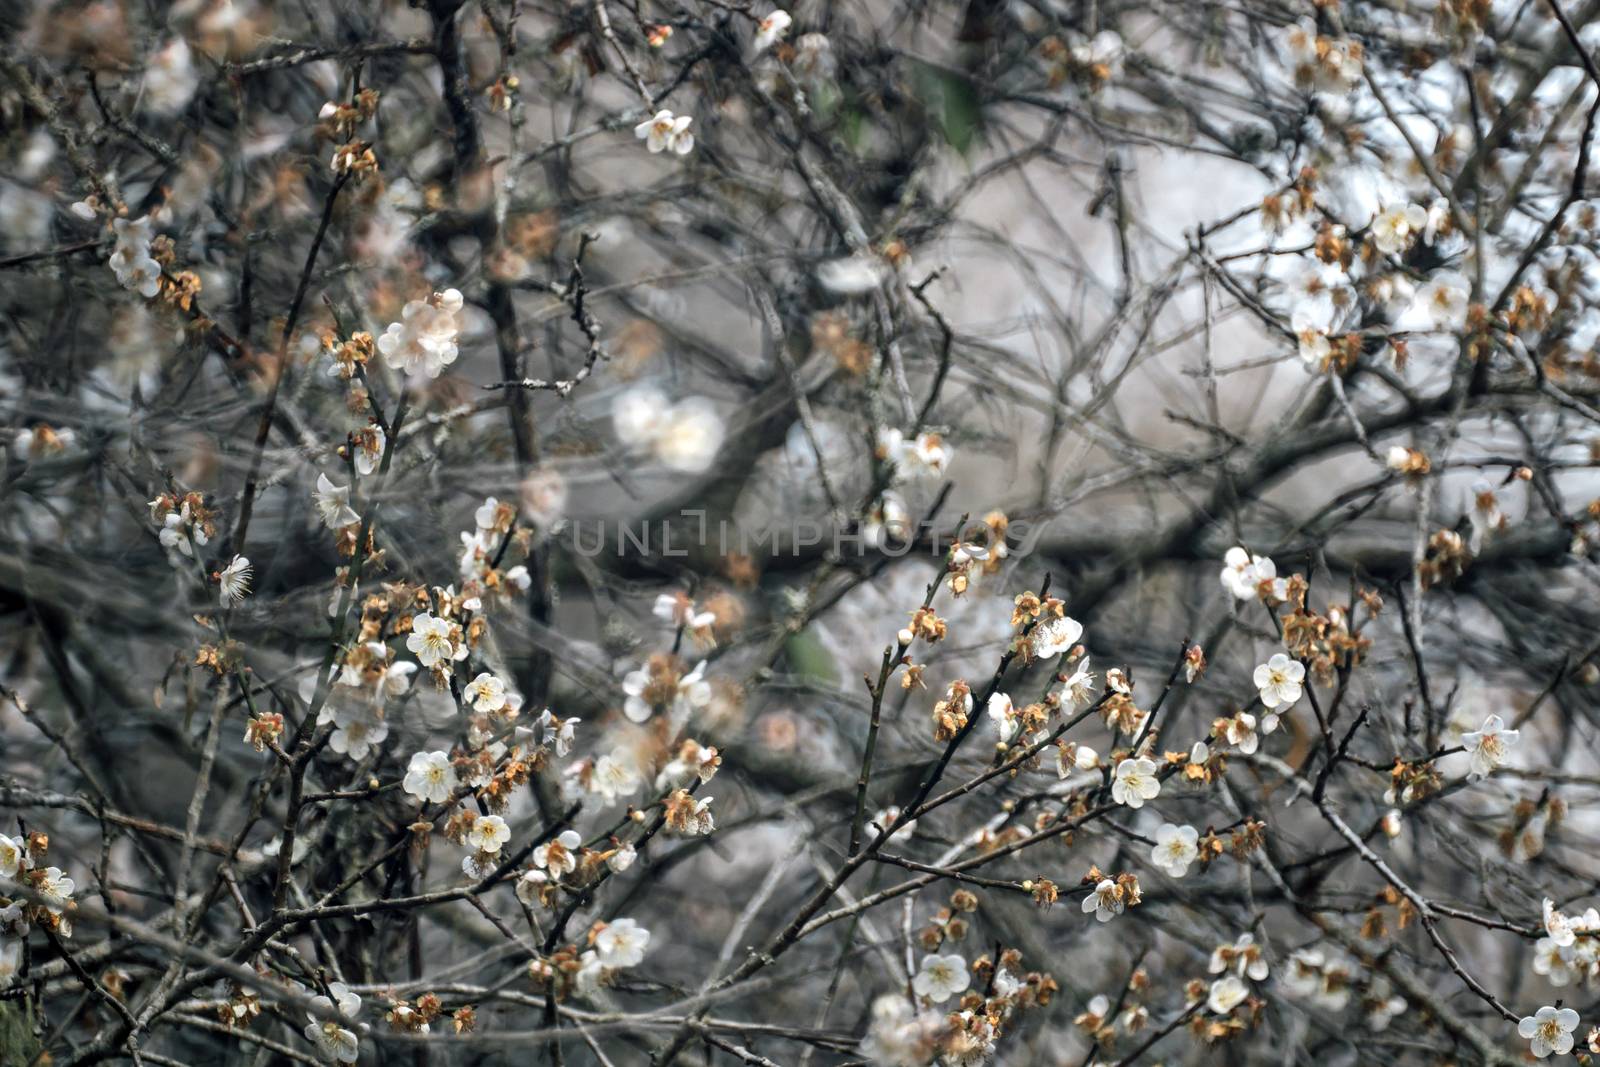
[1461,714,1519,779]
[595,917,652,967]
[403,751,457,804]
[1081,878,1124,922]
[406,612,456,669]
[1254,653,1305,709]
[1111,757,1161,809]
[911,953,970,1004]
[466,814,510,854]
[634,110,695,154]
[1518,1005,1579,1058]
[1150,823,1199,877]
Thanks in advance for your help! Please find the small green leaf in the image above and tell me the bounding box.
[784,629,839,688]
[910,61,981,155]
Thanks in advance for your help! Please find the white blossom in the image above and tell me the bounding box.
[1220,547,1282,600]
[1254,653,1305,709]
[327,705,387,761]
[0,836,24,879]
[634,110,695,154]
[464,672,511,713]
[818,254,888,294]
[142,39,199,117]
[1081,878,1124,922]
[537,709,580,757]
[613,387,725,472]
[1111,757,1161,809]
[1416,273,1469,330]
[753,9,792,53]
[1532,938,1574,986]
[1063,657,1096,707]
[377,289,464,378]
[986,691,1019,742]
[1461,714,1519,778]
[588,753,642,804]
[406,612,458,669]
[1370,202,1427,256]
[35,867,74,914]
[1518,1006,1580,1058]
[1056,742,1098,778]
[877,427,952,481]
[532,829,582,876]
[595,917,651,967]
[1149,823,1199,877]
[911,953,970,1003]
[1207,975,1249,1015]
[466,814,511,854]
[218,555,252,605]
[304,982,362,1064]
[1031,615,1083,659]
[314,473,360,529]
[1209,933,1270,981]
[403,751,457,804]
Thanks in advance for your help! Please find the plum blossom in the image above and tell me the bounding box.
[1111,757,1160,809]
[406,613,459,669]
[1207,976,1249,1015]
[595,917,651,967]
[753,9,792,53]
[35,867,75,915]
[159,512,196,558]
[1063,656,1096,707]
[109,216,162,298]
[1542,898,1599,948]
[1254,653,1305,709]
[1533,938,1574,986]
[377,289,464,378]
[818,254,889,294]
[1362,976,1407,1031]
[986,691,1020,742]
[612,386,725,472]
[1370,202,1427,256]
[587,753,643,804]
[876,427,952,481]
[403,751,457,804]
[1149,823,1199,877]
[533,829,582,877]
[0,836,23,878]
[1031,615,1082,659]
[862,996,945,1066]
[1082,878,1125,922]
[327,705,387,761]
[1220,547,1283,600]
[314,473,360,529]
[862,491,910,547]
[622,658,710,723]
[1519,1006,1580,1058]
[1461,714,1519,778]
[1071,30,1124,83]
[1056,741,1098,778]
[304,982,362,1064]
[1417,273,1469,330]
[217,555,252,605]
[464,672,512,713]
[1209,933,1270,981]
[466,814,511,854]
[142,39,199,117]
[634,110,695,154]
[912,953,970,1003]
[1221,711,1263,754]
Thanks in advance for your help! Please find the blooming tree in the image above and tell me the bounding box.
[4,0,1600,1064]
